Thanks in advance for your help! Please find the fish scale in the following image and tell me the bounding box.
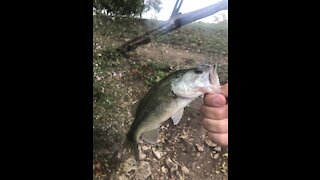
[125,64,220,160]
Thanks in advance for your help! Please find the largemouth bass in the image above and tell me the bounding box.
[125,64,220,160]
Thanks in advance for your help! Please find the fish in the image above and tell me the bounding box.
[125,64,221,160]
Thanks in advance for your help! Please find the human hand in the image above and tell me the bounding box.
[200,83,228,146]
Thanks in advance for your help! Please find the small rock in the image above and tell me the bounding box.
[165,157,174,167]
[222,161,227,170]
[141,146,148,151]
[210,152,220,159]
[139,152,146,160]
[134,161,151,179]
[161,166,168,173]
[195,144,204,152]
[213,153,219,159]
[152,148,161,159]
[180,135,188,139]
[117,174,128,180]
[165,157,178,173]
[176,171,184,180]
[170,166,179,173]
[120,157,137,174]
[181,166,189,174]
[223,153,228,158]
[214,146,222,152]
[159,138,165,143]
[204,138,217,147]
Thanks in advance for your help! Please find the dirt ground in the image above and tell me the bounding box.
[93,17,228,180]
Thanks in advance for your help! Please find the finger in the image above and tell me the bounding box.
[202,118,228,133]
[200,104,228,119]
[208,132,228,147]
[204,94,226,107]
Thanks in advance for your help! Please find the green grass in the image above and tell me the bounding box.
[155,22,228,55]
[93,16,228,57]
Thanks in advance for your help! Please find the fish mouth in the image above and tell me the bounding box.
[196,64,220,93]
[208,64,221,93]
[209,65,215,85]
[197,64,215,85]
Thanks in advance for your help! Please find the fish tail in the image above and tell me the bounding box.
[124,132,139,161]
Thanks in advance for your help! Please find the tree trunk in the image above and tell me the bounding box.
[117,0,228,55]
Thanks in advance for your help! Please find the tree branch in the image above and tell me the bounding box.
[117,0,228,54]
[170,0,183,19]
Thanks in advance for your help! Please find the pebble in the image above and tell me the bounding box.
[152,148,161,159]
[204,138,217,147]
[214,146,222,152]
[181,166,189,174]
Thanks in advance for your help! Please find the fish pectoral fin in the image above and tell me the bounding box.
[171,108,184,125]
[142,128,160,144]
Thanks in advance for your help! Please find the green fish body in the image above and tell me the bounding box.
[125,64,220,160]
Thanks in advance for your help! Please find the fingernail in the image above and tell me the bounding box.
[212,94,225,107]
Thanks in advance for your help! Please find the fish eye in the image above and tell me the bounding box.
[194,69,203,74]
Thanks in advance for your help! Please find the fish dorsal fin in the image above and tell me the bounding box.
[171,108,184,125]
[142,128,160,144]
